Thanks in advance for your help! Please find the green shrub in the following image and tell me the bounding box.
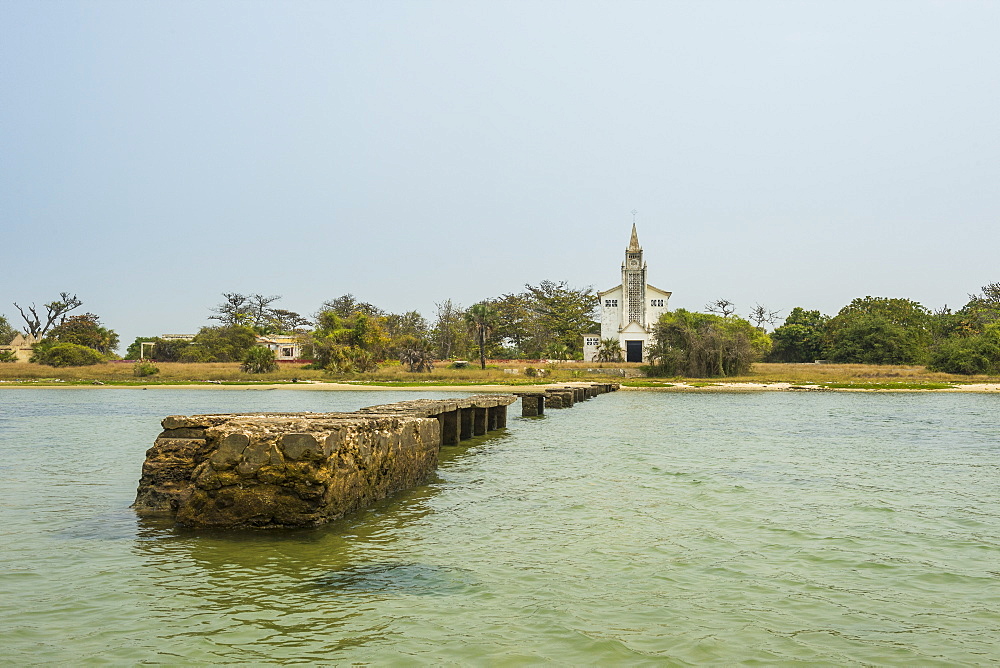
[927,326,1000,375]
[0,349,17,363]
[646,310,771,377]
[824,297,932,365]
[133,361,160,377]
[32,342,105,367]
[768,308,829,362]
[242,346,278,374]
[190,325,258,362]
[178,345,214,363]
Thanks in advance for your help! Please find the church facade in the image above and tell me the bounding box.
[582,225,671,363]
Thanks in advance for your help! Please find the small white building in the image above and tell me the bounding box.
[256,335,305,361]
[583,225,671,362]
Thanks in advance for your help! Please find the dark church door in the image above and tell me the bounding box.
[626,340,643,363]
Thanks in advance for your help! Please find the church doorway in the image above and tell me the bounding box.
[625,340,643,363]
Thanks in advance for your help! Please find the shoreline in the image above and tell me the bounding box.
[2,381,999,392]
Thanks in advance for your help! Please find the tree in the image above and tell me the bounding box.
[824,297,932,364]
[152,338,195,362]
[524,281,597,359]
[210,293,254,327]
[929,306,965,343]
[311,311,389,372]
[647,309,771,377]
[956,283,1000,334]
[925,283,1000,375]
[398,334,435,372]
[927,323,1000,375]
[0,315,16,345]
[186,325,258,363]
[384,311,428,342]
[210,293,305,333]
[748,303,781,332]
[595,338,623,362]
[31,342,105,367]
[768,308,829,363]
[125,337,158,361]
[242,346,278,374]
[492,293,535,355]
[268,309,311,333]
[705,299,736,317]
[319,294,385,319]
[465,302,496,370]
[14,292,82,338]
[431,299,469,360]
[42,313,119,355]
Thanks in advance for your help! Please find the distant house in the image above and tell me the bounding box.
[255,334,306,361]
[0,333,41,363]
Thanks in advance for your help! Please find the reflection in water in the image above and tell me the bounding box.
[313,562,479,596]
[2,390,1000,664]
[116,430,507,661]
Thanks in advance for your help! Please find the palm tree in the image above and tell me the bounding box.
[465,303,495,370]
[398,335,435,372]
[595,338,623,362]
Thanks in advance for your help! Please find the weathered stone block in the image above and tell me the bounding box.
[208,433,249,470]
[280,433,320,460]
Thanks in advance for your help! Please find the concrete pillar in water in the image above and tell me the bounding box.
[563,389,576,407]
[474,407,488,436]
[520,395,544,417]
[546,389,574,408]
[460,407,474,440]
[489,404,507,429]
[440,410,460,445]
[543,392,560,409]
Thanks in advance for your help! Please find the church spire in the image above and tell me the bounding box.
[627,223,641,252]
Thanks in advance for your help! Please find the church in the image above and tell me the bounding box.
[582,225,671,363]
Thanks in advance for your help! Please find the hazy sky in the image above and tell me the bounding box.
[2,0,998,348]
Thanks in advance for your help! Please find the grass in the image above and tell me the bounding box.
[0,360,626,387]
[0,360,996,388]
[816,381,957,390]
[739,362,984,384]
[621,362,998,389]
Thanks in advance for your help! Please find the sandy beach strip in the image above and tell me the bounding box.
[2,381,999,392]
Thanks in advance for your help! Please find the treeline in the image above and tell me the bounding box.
[767,285,1000,374]
[644,284,1000,377]
[121,282,599,371]
[5,282,999,376]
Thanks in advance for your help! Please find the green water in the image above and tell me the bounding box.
[1,389,998,665]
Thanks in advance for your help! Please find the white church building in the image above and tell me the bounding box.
[583,225,671,363]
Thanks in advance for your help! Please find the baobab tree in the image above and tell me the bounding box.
[13,292,83,338]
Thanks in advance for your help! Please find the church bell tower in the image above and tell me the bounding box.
[622,223,647,326]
